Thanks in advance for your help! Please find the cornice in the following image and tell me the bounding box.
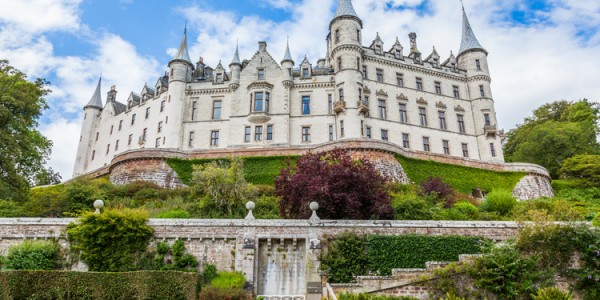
[363,55,467,82]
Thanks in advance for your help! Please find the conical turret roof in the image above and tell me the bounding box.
[230,42,241,65]
[282,38,293,63]
[85,77,103,108]
[172,28,193,64]
[458,6,486,55]
[335,0,358,18]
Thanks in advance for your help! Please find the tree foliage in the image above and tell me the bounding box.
[504,100,600,177]
[559,154,600,187]
[275,149,392,220]
[5,240,61,270]
[0,60,60,201]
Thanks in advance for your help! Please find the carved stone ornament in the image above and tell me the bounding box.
[436,101,447,109]
[363,86,371,94]
[376,89,388,97]
[416,97,428,105]
[396,93,408,101]
[454,105,465,112]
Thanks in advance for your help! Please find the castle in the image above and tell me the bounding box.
[73,0,553,199]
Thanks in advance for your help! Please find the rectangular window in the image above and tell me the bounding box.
[490,143,497,157]
[335,29,340,43]
[157,121,163,133]
[142,128,147,141]
[435,81,442,94]
[484,113,491,126]
[110,125,114,135]
[118,120,123,131]
[462,143,469,157]
[188,131,194,147]
[212,100,222,119]
[479,85,485,97]
[419,107,427,126]
[191,101,197,120]
[376,68,384,82]
[395,49,402,59]
[453,86,460,98]
[366,126,371,139]
[257,68,265,80]
[340,120,344,137]
[438,111,447,130]
[254,92,264,112]
[476,59,481,71]
[443,140,450,155]
[328,94,333,114]
[244,126,251,142]
[115,140,119,151]
[302,126,311,142]
[255,126,263,141]
[155,137,161,148]
[160,100,166,112]
[210,130,219,146]
[128,134,133,145]
[378,99,387,119]
[337,57,342,71]
[362,65,367,79]
[106,144,110,155]
[302,68,309,78]
[375,45,382,54]
[416,77,423,90]
[339,88,344,101]
[131,114,136,125]
[402,133,410,148]
[267,125,273,140]
[457,114,466,133]
[396,73,404,87]
[399,103,407,123]
[381,129,388,141]
[95,132,99,141]
[302,96,310,115]
[145,107,150,119]
[329,125,334,141]
[423,137,430,152]
[216,73,223,83]
[91,150,95,161]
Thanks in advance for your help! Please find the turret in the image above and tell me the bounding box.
[281,38,294,84]
[168,28,194,84]
[229,43,242,90]
[73,77,103,176]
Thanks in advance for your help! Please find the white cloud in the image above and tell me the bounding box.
[0,0,82,33]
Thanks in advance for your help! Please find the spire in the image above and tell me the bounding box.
[231,41,241,65]
[172,26,193,64]
[282,37,293,63]
[458,5,486,56]
[335,0,358,18]
[85,77,103,108]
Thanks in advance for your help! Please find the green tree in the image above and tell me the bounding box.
[0,60,59,201]
[558,154,600,186]
[504,100,599,177]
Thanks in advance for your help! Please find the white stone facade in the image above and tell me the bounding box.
[73,1,505,177]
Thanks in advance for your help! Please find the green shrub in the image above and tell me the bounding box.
[5,240,60,270]
[210,271,246,289]
[321,233,369,283]
[338,293,418,299]
[559,154,600,187]
[201,264,218,284]
[593,212,600,227]
[155,209,190,219]
[66,208,154,272]
[516,224,581,270]
[391,189,435,220]
[0,199,26,217]
[531,287,573,300]
[198,286,246,300]
[482,190,516,215]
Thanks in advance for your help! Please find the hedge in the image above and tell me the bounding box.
[0,271,201,300]
[167,156,298,186]
[395,155,525,194]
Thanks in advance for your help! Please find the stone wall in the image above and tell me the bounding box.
[513,174,555,200]
[109,158,184,188]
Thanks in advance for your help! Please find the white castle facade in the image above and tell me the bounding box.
[74,0,505,177]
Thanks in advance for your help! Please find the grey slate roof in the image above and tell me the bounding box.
[231,43,241,65]
[335,0,358,18]
[111,101,127,115]
[86,77,103,108]
[282,39,293,63]
[458,7,485,55]
[172,29,193,64]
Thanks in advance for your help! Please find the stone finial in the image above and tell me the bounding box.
[309,201,319,221]
[93,199,104,214]
[245,201,256,220]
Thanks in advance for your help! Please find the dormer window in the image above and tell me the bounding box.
[258,68,265,80]
[375,45,382,55]
[395,49,401,59]
[216,73,223,83]
[433,58,439,67]
[302,68,310,78]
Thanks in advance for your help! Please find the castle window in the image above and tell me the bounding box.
[128,134,133,146]
[302,96,310,115]
[337,57,342,71]
[422,137,430,152]
[484,113,491,126]
[131,114,136,125]
[145,107,150,119]
[356,57,360,70]
[479,85,485,97]
[340,120,344,137]
[416,78,423,90]
[453,86,460,98]
[302,68,310,78]
[95,132,99,141]
[157,121,163,133]
[115,140,119,151]
[435,81,442,94]
[118,120,123,131]
[462,143,469,157]
[110,125,114,135]
[216,73,223,83]
[267,125,273,140]
[366,126,371,139]
[376,69,384,82]
[419,107,427,126]
[457,114,466,133]
[490,143,497,157]
[396,73,404,87]
[361,120,364,136]
[378,99,387,119]
[329,125,334,141]
[155,137,161,148]
[328,94,333,114]
[381,129,388,141]
[443,140,450,155]
[335,29,340,43]
[255,126,263,141]
[163,137,165,145]
[191,101,197,120]
[476,59,481,71]
[302,126,311,142]
[142,128,147,141]
[212,100,222,120]
[257,68,265,80]
[244,126,251,143]
[253,92,270,112]
[84,113,87,120]
[91,150,95,161]
[438,111,447,130]
[375,45,382,55]
[339,89,344,102]
[362,65,367,79]
[402,133,410,148]
[188,131,194,147]
[399,103,408,123]
[210,130,219,146]
[395,49,402,59]
[106,144,110,155]
[160,100,166,112]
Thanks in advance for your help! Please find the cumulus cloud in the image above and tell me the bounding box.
[0,0,82,33]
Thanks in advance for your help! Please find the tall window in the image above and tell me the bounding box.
[210,131,219,146]
[443,140,450,155]
[457,114,466,133]
[253,92,268,112]
[255,126,263,141]
[302,68,309,78]
[438,111,447,130]
[302,96,310,115]
[258,68,265,80]
[216,73,223,83]
[95,132,99,141]
[366,126,371,139]
[328,94,333,114]
[462,143,469,157]
[378,99,387,119]
[475,59,481,71]
[128,134,133,145]
[155,137,161,147]
[142,128,147,141]
[419,107,427,126]
[212,100,222,119]
[416,78,423,90]
[356,57,360,70]
[191,101,197,120]
[484,113,491,126]
[337,57,342,71]
[145,107,150,119]
[396,73,404,86]
[490,143,497,157]
[340,120,344,137]
[335,29,340,43]
[110,125,114,135]
[118,120,123,131]
[91,150,95,161]
[302,126,311,142]
[115,140,119,151]
[131,114,136,125]
[362,65,367,79]
[422,137,430,152]
[244,126,251,142]
[375,45,382,54]
[435,81,442,94]
[394,49,402,59]
[329,125,334,141]
[453,86,460,98]
[402,133,410,148]
[399,103,407,123]
[479,85,485,97]
[160,100,166,112]
[188,131,194,147]
[376,69,383,82]
[339,89,344,101]
[157,121,163,133]
[267,125,273,140]
[381,129,388,141]
[106,144,110,155]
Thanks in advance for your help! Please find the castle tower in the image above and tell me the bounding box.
[281,38,294,85]
[329,0,364,139]
[73,77,103,177]
[229,43,242,90]
[165,28,194,149]
[457,6,503,161]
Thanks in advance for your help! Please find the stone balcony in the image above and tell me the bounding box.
[357,100,369,114]
[333,100,346,113]
[484,124,497,137]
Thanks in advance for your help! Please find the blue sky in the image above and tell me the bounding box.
[1,0,599,180]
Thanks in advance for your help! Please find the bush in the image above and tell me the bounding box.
[201,264,218,284]
[420,176,455,207]
[482,190,516,215]
[67,208,154,272]
[338,293,418,299]
[210,271,246,289]
[531,287,573,300]
[516,224,581,270]
[5,240,60,270]
[198,286,246,300]
[559,154,600,187]
[155,209,190,219]
[320,233,369,283]
[593,212,600,227]
[391,191,434,220]
[276,149,392,220]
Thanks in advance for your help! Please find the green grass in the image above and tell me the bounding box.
[395,155,526,194]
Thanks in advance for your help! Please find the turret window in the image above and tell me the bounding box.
[479,85,485,97]
[490,143,497,157]
[381,129,389,141]
[335,29,340,43]
[339,89,344,102]
[484,113,491,126]
[476,59,481,71]
[362,66,367,79]
[191,101,197,120]
[337,57,342,71]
